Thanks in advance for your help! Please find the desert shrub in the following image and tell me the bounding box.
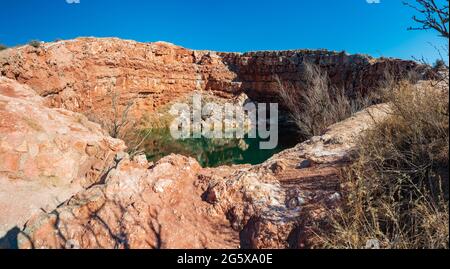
[0,44,7,51]
[315,80,449,249]
[277,62,373,139]
[85,89,133,135]
[28,40,41,48]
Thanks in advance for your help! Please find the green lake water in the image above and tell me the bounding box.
[143,128,301,167]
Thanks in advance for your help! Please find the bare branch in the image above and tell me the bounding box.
[403,0,449,38]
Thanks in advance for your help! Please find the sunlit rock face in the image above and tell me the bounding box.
[0,38,238,121]
[17,155,240,249]
[0,77,125,242]
[0,37,426,122]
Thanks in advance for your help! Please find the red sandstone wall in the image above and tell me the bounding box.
[0,37,428,118]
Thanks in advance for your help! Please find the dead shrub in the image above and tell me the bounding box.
[277,62,373,139]
[86,88,152,157]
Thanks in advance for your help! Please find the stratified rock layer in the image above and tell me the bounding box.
[0,38,424,120]
[0,39,237,120]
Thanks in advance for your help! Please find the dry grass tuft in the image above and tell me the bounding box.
[314,80,449,249]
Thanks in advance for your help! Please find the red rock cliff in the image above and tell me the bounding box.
[0,38,426,119]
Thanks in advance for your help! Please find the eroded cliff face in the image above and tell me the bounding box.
[219,50,426,103]
[0,38,425,120]
[0,38,237,120]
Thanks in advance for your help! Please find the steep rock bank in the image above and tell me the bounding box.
[0,38,237,120]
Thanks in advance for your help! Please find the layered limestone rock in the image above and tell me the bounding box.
[0,38,426,121]
[15,104,390,249]
[0,77,125,244]
[219,50,426,103]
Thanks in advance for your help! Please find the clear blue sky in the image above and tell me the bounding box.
[1,0,448,62]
